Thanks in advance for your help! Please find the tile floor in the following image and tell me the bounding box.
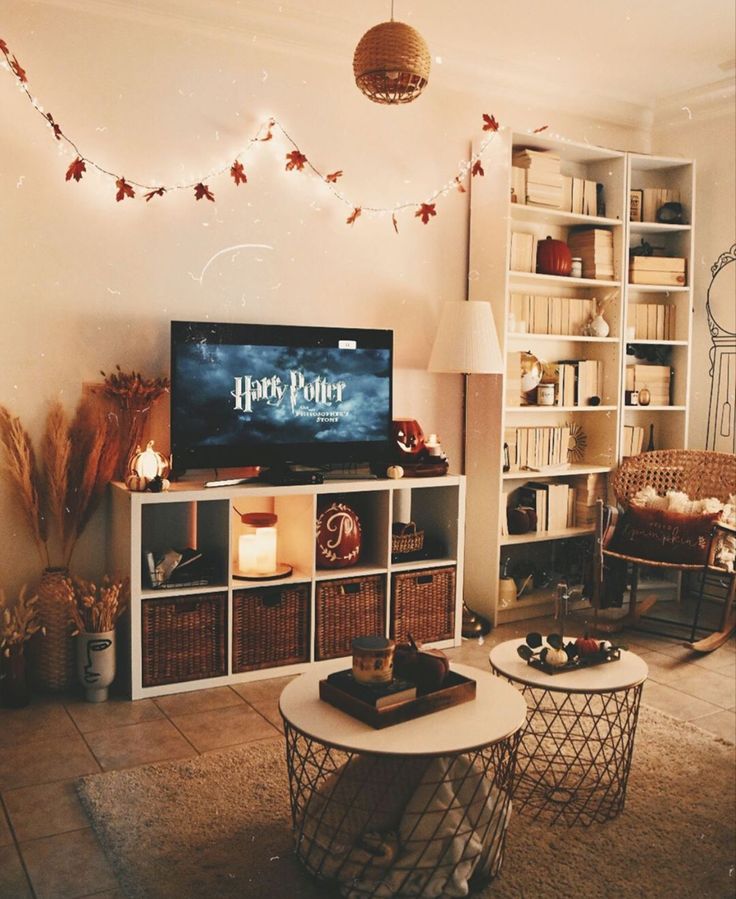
[0,618,734,898]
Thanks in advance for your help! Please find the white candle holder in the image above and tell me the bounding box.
[233,510,292,581]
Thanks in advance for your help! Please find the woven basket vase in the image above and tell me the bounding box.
[353,21,430,104]
[33,567,75,691]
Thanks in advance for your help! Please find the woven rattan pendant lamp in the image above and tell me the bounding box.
[353,1,431,104]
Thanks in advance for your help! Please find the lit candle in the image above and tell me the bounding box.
[236,511,279,576]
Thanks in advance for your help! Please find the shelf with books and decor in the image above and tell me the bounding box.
[623,153,694,458]
[465,129,626,626]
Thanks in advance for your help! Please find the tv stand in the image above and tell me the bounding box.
[108,475,465,699]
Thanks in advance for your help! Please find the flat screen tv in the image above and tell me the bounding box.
[171,320,393,474]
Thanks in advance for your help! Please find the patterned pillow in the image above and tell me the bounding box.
[609,505,722,565]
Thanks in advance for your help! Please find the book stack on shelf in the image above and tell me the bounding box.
[504,424,572,472]
[640,188,681,223]
[633,303,676,340]
[573,472,608,526]
[629,255,686,287]
[622,425,645,457]
[543,359,602,407]
[510,294,596,336]
[565,177,599,215]
[512,149,563,208]
[509,232,536,272]
[568,228,615,280]
[632,364,672,405]
[517,481,573,533]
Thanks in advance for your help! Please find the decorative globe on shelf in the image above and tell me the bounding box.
[520,351,544,403]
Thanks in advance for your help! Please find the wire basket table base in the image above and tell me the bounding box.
[490,673,643,826]
[282,719,520,897]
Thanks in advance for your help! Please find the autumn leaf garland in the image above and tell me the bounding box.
[1,33,503,229]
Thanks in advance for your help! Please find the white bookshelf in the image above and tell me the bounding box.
[464,135,695,626]
[465,130,626,626]
[108,476,465,699]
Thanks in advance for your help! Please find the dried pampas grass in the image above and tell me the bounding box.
[0,406,48,565]
[0,396,120,569]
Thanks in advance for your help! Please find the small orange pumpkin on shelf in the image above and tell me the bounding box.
[536,236,572,277]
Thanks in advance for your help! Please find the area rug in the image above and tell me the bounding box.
[77,708,735,899]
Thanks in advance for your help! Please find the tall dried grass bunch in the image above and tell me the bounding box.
[1,586,43,655]
[99,366,169,479]
[0,396,120,568]
[67,575,128,634]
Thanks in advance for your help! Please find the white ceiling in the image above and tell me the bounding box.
[31,0,736,117]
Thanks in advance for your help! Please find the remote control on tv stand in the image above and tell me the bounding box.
[203,477,261,488]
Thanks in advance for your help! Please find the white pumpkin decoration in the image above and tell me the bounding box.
[546,646,569,668]
[130,441,168,481]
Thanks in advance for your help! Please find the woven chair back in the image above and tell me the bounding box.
[611,449,736,507]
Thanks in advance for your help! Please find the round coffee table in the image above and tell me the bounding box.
[489,638,648,826]
[279,661,527,898]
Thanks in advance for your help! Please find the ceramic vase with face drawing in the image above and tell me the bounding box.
[76,630,115,702]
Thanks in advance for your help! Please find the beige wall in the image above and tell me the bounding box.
[1,2,651,594]
[653,98,736,449]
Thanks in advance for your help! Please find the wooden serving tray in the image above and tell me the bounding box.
[528,648,621,676]
[319,670,476,729]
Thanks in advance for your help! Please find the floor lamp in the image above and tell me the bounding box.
[428,300,504,637]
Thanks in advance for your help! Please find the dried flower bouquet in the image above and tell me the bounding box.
[99,366,169,479]
[66,576,128,635]
[1,586,43,656]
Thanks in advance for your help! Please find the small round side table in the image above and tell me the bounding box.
[279,661,526,897]
[489,639,648,826]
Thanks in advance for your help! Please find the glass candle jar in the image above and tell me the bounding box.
[570,257,583,278]
[238,512,278,576]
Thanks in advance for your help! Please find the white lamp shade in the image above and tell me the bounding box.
[428,301,504,374]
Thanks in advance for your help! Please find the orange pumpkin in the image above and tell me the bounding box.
[575,635,601,656]
[536,236,572,277]
[392,419,425,458]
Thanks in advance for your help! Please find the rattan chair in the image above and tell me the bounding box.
[594,450,736,649]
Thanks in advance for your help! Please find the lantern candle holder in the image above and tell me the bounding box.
[233,510,292,581]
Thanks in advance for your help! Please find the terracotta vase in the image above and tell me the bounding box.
[1,644,31,708]
[33,567,74,691]
[76,630,116,702]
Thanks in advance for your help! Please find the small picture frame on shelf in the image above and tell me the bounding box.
[629,189,643,222]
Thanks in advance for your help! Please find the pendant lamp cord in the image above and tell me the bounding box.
[390,0,395,21]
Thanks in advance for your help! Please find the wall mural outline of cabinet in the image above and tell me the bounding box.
[705,243,736,453]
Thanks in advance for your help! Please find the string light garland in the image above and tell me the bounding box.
[0,35,504,230]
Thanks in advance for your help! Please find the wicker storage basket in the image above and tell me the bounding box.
[391,566,456,644]
[316,575,386,660]
[233,584,309,672]
[391,522,425,556]
[142,592,227,687]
